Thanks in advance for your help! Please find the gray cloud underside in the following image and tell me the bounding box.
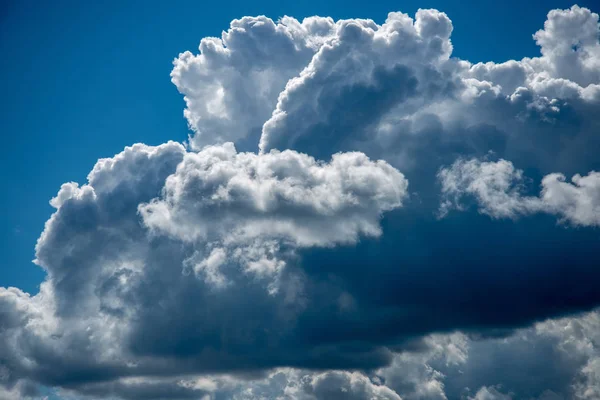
[2,4,600,400]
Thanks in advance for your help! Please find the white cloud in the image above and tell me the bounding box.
[174,5,600,179]
[140,143,407,245]
[138,142,407,288]
[3,4,600,400]
[249,5,600,178]
[468,386,512,400]
[540,171,600,226]
[0,139,407,398]
[258,8,454,156]
[438,157,600,226]
[172,16,336,149]
[532,5,600,88]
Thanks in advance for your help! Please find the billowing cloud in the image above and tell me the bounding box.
[3,4,600,400]
[253,6,600,179]
[139,142,407,288]
[0,141,406,398]
[172,16,336,149]
[258,8,454,157]
[194,309,600,399]
[41,308,600,399]
[140,142,406,247]
[438,157,600,226]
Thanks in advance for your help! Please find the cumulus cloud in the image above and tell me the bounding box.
[3,3,600,400]
[140,143,406,247]
[258,8,454,156]
[44,307,598,400]
[172,15,336,149]
[176,5,600,180]
[0,141,406,398]
[532,5,600,88]
[438,157,600,226]
[251,6,600,180]
[139,142,406,287]
[204,308,600,399]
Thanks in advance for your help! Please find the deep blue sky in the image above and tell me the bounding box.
[0,0,596,294]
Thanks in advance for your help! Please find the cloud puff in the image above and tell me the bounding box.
[3,4,600,400]
[438,157,600,226]
[140,142,406,247]
[139,143,406,287]
[172,16,336,149]
[259,8,455,158]
[177,5,600,182]
[250,6,600,177]
[466,5,600,101]
[532,5,600,88]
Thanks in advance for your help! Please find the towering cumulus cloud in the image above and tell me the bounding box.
[171,16,336,149]
[2,4,600,400]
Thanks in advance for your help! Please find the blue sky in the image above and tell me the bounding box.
[1,0,596,294]
[2,2,600,399]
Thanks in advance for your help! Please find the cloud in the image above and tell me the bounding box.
[42,307,600,399]
[0,380,43,400]
[0,141,406,397]
[183,369,403,400]
[139,142,407,289]
[172,15,336,150]
[438,157,600,226]
[468,387,512,400]
[249,6,600,195]
[200,309,600,399]
[3,4,600,399]
[532,5,600,88]
[140,142,407,247]
[258,8,455,159]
